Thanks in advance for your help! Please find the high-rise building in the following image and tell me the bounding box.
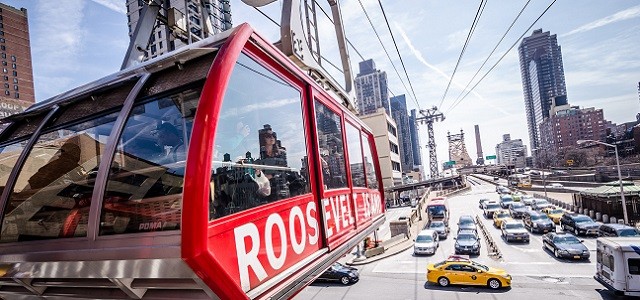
[518,29,567,150]
[0,3,36,118]
[359,108,402,190]
[126,0,232,60]
[539,106,607,160]
[495,134,528,168]
[409,109,422,166]
[390,94,414,172]
[354,59,389,115]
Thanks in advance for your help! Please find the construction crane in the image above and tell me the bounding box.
[416,106,444,179]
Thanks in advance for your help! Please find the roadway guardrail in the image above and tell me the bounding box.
[475,215,502,259]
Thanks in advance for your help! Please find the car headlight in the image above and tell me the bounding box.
[560,250,569,254]
[533,223,538,227]
[349,271,358,277]
[455,243,460,248]
[583,250,589,254]
[502,274,511,279]
[472,244,479,249]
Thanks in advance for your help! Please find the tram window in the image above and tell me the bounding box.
[345,123,365,187]
[99,86,201,235]
[314,101,347,190]
[1,112,119,243]
[362,136,379,189]
[0,140,28,201]
[210,53,310,220]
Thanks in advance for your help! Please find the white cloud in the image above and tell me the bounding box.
[33,1,86,74]
[446,29,467,50]
[562,5,640,37]
[91,0,127,14]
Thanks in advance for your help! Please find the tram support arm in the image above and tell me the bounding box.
[121,0,162,70]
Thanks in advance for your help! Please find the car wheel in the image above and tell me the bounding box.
[554,249,560,258]
[340,276,350,285]
[438,276,450,287]
[487,278,501,289]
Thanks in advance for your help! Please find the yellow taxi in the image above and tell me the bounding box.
[426,256,511,289]
[493,210,512,228]
[541,207,564,224]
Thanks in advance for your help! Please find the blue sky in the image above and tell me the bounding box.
[4,0,640,170]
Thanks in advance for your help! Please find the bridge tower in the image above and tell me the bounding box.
[416,107,444,179]
[447,129,473,168]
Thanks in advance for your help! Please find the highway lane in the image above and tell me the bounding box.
[296,179,617,300]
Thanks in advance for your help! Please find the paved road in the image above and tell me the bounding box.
[295,179,622,300]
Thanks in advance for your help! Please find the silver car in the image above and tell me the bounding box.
[414,229,439,255]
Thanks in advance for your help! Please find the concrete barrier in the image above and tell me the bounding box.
[610,217,617,224]
[618,219,625,225]
[603,214,609,223]
[364,246,385,258]
[589,210,595,219]
[596,212,601,221]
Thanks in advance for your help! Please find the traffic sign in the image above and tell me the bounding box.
[445,160,456,166]
[486,155,497,160]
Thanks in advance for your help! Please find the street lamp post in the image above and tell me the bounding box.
[532,148,548,199]
[577,140,628,225]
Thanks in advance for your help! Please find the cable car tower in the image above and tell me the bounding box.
[416,106,444,179]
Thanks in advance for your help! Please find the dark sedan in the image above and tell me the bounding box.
[508,202,528,219]
[542,233,590,260]
[427,220,450,239]
[454,231,481,255]
[316,262,359,285]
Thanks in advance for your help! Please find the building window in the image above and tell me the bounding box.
[3,83,7,88]
[150,44,156,53]
[10,55,15,62]
[4,90,8,95]
[159,41,163,49]
[11,63,15,69]
[1,61,5,66]
[0,38,5,43]
[189,16,201,26]
[12,71,16,76]
[2,68,6,73]
[3,76,7,81]
[13,78,17,84]
[14,92,18,99]
[0,31,3,36]
[13,85,17,91]
[1,46,5,51]
[158,31,162,38]
[1,53,4,59]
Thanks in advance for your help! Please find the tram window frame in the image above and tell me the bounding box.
[99,81,205,236]
[361,134,379,189]
[314,100,348,191]
[1,107,122,243]
[209,52,310,221]
[345,122,365,188]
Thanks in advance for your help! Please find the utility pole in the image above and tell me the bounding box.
[416,107,444,179]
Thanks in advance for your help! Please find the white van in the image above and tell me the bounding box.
[595,237,640,297]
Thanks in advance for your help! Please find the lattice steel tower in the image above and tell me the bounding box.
[416,107,444,178]
[447,129,473,168]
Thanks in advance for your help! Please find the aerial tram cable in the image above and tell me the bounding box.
[376,0,421,110]
[447,0,532,112]
[354,0,418,106]
[437,0,487,109]
[445,0,558,115]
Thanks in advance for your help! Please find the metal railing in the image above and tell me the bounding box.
[476,215,502,259]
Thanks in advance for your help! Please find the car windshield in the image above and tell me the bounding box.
[618,229,640,237]
[416,235,433,242]
[522,195,533,200]
[502,197,513,202]
[536,200,550,205]
[531,214,549,221]
[429,222,444,228]
[460,218,474,225]
[505,223,524,230]
[428,205,446,215]
[496,212,509,218]
[575,216,593,223]
[471,261,489,271]
[511,203,525,209]
[458,234,476,241]
[553,236,581,244]
[486,204,500,210]
[549,209,563,214]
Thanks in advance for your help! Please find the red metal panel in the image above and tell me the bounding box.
[182,23,254,300]
[208,196,322,292]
